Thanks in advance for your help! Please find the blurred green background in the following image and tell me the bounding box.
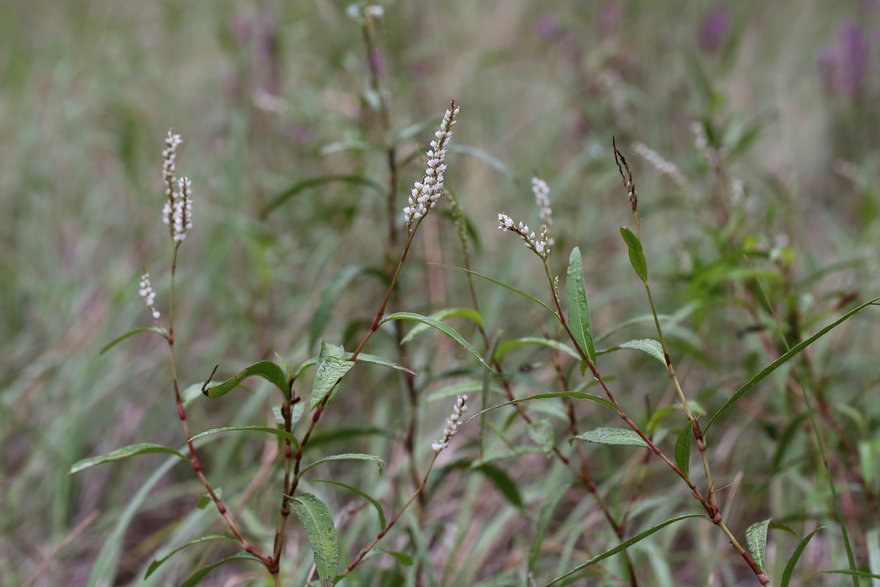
[2,1,879,585]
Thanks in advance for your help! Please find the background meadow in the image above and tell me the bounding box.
[2,1,880,585]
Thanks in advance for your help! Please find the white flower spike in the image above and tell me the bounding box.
[404,101,459,230]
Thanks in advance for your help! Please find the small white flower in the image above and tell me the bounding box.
[531,177,553,227]
[632,142,686,187]
[404,102,460,230]
[497,212,552,260]
[138,272,160,320]
[162,130,183,198]
[432,395,468,453]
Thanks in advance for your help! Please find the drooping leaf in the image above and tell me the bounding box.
[674,426,693,480]
[189,425,299,450]
[473,464,524,508]
[705,297,880,433]
[203,361,289,399]
[430,263,558,316]
[566,247,596,363]
[261,175,384,218]
[599,338,665,365]
[571,427,648,448]
[746,518,772,572]
[313,480,385,529]
[494,337,580,362]
[373,549,414,567]
[620,227,648,282]
[311,342,353,410]
[400,308,483,344]
[300,453,385,477]
[179,553,264,587]
[292,493,339,581]
[381,312,493,372]
[465,392,617,424]
[353,352,417,376]
[99,326,167,355]
[145,535,235,579]
[309,265,363,350]
[548,514,707,584]
[529,482,572,571]
[69,443,185,474]
[781,526,824,587]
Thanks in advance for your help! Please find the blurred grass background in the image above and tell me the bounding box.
[2,1,879,585]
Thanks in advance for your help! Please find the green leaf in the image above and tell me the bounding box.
[529,482,572,571]
[292,493,339,581]
[466,392,617,424]
[313,480,386,529]
[400,308,483,344]
[571,427,648,448]
[566,247,596,363]
[300,453,385,477]
[69,443,185,474]
[203,361,290,399]
[619,227,648,282]
[426,380,495,403]
[705,297,880,433]
[822,570,880,580]
[473,464,524,508]
[381,312,493,372]
[179,553,264,587]
[430,263,558,316]
[352,353,416,376]
[261,175,384,218]
[600,338,665,364]
[374,548,414,567]
[145,535,235,579]
[309,265,363,351]
[494,337,580,362]
[311,342,353,410]
[781,526,824,587]
[99,326,167,355]
[548,514,706,584]
[189,425,299,450]
[674,426,692,480]
[746,518,771,572]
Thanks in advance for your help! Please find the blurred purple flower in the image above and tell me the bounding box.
[370,49,383,76]
[599,2,622,38]
[818,20,871,96]
[698,8,730,53]
[535,13,560,39]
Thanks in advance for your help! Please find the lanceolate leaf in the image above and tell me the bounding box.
[599,338,665,364]
[300,453,385,477]
[566,247,597,363]
[189,425,299,450]
[179,553,264,587]
[781,527,824,587]
[400,308,483,344]
[571,427,648,448]
[353,352,417,376]
[381,312,493,372]
[145,535,235,579]
[311,342,353,410]
[493,337,580,362]
[430,263,558,316]
[292,493,339,581]
[473,464,524,509]
[746,518,772,572]
[99,326,167,355]
[465,392,617,424]
[203,361,290,399]
[313,480,386,528]
[674,426,693,480]
[620,226,648,282]
[548,513,706,584]
[69,443,185,474]
[705,297,880,433]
